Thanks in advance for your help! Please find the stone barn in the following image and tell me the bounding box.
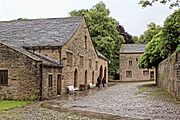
[0,17,108,100]
[119,44,155,81]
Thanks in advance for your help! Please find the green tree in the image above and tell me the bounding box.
[138,22,161,44]
[69,1,124,76]
[138,9,180,69]
[133,36,139,43]
[139,0,180,8]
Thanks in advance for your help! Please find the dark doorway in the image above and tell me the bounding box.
[150,71,154,80]
[99,65,103,78]
[92,71,94,84]
[74,69,78,87]
[57,74,62,95]
[85,70,87,85]
[104,67,106,80]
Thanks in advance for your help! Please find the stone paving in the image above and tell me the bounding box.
[0,103,103,120]
[45,81,180,120]
[0,81,180,120]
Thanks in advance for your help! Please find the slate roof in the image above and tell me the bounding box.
[0,17,83,47]
[0,17,83,67]
[0,42,62,67]
[0,17,107,66]
[120,44,146,53]
[96,50,108,61]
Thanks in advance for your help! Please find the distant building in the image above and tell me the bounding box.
[0,17,108,100]
[119,44,155,81]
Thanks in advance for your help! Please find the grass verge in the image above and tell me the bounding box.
[0,100,32,112]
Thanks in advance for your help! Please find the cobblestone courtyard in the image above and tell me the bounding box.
[46,81,180,120]
[0,81,180,120]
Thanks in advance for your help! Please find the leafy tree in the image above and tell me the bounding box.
[139,0,180,8]
[117,24,134,44]
[138,22,161,44]
[133,36,139,43]
[69,1,124,76]
[138,9,180,69]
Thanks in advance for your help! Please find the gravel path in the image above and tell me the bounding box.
[47,81,180,120]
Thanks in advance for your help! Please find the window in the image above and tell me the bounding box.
[95,61,98,70]
[66,52,73,66]
[89,59,92,68]
[126,71,132,78]
[143,70,149,76]
[79,56,84,68]
[136,58,138,62]
[129,61,132,66]
[85,35,87,49]
[0,70,8,86]
[150,71,155,79]
[48,74,53,87]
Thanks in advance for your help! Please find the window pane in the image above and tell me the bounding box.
[48,75,53,87]
[143,70,149,76]
[0,70,8,86]
[126,71,132,78]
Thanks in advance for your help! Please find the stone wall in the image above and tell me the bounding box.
[119,53,155,81]
[157,52,180,100]
[41,66,61,99]
[17,18,108,95]
[0,43,41,100]
[61,18,108,92]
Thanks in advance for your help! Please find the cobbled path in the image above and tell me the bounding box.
[0,103,102,120]
[48,81,180,120]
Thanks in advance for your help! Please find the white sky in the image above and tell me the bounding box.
[0,0,176,36]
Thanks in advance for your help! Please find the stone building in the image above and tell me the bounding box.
[0,17,108,100]
[119,44,155,81]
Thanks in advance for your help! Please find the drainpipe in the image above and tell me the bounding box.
[39,63,43,101]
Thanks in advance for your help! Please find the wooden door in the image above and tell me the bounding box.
[57,74,62,95]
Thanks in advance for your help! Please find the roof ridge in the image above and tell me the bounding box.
[0,16,84,23]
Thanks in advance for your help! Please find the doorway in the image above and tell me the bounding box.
[150,71,154,80]
[74,69,78,87]
[57,74,62,95]
[85,70,87,85]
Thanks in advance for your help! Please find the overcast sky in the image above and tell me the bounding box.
[0,0,176,36]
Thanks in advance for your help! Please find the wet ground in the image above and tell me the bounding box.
[0,81,180,120]
[44,81,180,120]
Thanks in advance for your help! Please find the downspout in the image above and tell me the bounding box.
[39,64,43,101]
[58,47,62,65]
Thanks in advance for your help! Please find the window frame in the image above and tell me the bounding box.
[48,74,53,88]
[0,70,8,86]
[143,70,149,76]
[129,60,132,66]
[89,58,92,68]
[85,35,87,49]
[95,61,98,71]
[66,51,73,66]
[79,55,84,68]
[126,70,132,78]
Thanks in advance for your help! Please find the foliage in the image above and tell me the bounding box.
[0,100,31,111]
[138,9,180,68]
[69,1,124,75]
[133,36,139,43]
[139,0,180,8]
[137,22,161,44]
[117,24,134,44]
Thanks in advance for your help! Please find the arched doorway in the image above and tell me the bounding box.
[99,65,103,78]
[92,71,94,84]
[74,69,78,87]
[104,67,106,80]
[85,70,87,85]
